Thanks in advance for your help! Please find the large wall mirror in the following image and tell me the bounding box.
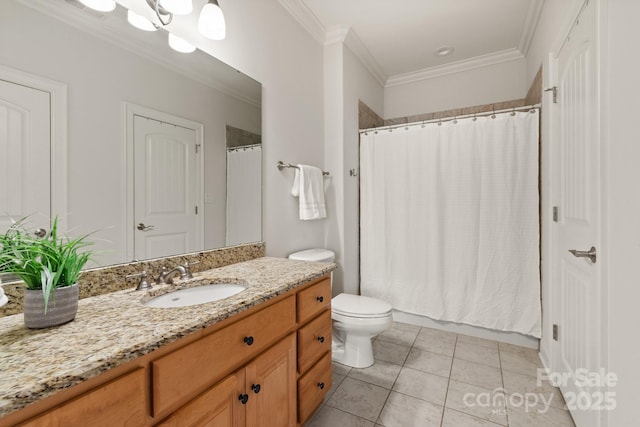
[0,0,262,267]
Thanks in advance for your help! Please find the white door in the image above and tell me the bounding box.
[0,79,50,233]
[550,1,602,425]
[133,115,201,260]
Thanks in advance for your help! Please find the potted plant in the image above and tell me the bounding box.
[0,216,92,328]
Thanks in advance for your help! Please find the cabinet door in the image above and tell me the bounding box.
[157,371,245,427]
[21,369,146,427]
[244,334,296,427]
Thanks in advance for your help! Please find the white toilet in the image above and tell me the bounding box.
[288,249,393,368]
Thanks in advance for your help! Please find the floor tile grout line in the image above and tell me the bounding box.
[439,333,458,427]
[498,342,510,427]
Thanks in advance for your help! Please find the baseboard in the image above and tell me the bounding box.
[393,309,540,349]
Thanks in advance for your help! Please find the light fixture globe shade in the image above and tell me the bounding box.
[198,0,226,40]
[159,0,193,15]
[78,0,116,12]
[127,10,157,32]
[168,33,196,53]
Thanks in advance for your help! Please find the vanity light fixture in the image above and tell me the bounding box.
[144,0,227,41]
[198,0,226,40]
[78,0,116,13]
[168,33,196,53]
[127,10,158,32]
[159,0,193,16]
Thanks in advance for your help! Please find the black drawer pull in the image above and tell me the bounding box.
[317,336,325,343]
[251,383,261,394]
[239,393,249,404]
[243,336,254,346]
[317,382,325,390]
[316,296,324,303]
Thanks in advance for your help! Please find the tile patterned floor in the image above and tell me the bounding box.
[305,322,576,427]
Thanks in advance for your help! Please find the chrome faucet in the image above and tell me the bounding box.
[156,263,194,285]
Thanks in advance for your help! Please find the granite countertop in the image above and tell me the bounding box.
[0,257,335,418]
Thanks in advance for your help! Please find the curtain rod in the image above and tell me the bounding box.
[359,104,541,134]
[226,143,261,152]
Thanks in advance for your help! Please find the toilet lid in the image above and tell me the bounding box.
[332,293,392,317]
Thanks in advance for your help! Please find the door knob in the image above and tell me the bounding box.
[137,223,155,231]
[34,228,47,238]
[568,246,596,263]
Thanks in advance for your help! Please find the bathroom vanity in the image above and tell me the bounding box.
[0,257,334,426]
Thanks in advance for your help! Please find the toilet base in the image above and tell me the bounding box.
[331,314,393,368]
[332,333,375,368]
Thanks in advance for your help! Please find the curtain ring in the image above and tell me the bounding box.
[510,107,516,116]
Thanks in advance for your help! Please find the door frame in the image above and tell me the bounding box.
[124,102,204,261]
[0,64,68,231]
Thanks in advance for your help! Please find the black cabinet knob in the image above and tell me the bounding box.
[251,383,261,394]
[316,296,324,303]
[239,393,249,404]
[243,336,254,346]
[317,336,325,343]
[317,382,325,390]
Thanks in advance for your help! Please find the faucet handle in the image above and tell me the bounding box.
[182,261,199,278]
[125,270,152,291]
[155,266,169,284]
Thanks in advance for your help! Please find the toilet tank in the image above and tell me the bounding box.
[288,249,335,263]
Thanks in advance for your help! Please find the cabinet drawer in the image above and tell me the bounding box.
[297,352,332,424]
[21,368,146,427]
[297,309,331,373]
[297,278,330,324]
[152,296,296,417]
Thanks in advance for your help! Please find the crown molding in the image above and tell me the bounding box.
[385,48,525,87]
[325,25,387,87]
[518,0,545,57]
[276,0,326,45]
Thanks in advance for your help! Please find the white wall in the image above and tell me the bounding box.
[324,37,384,295]
[383,58,527,119]
[0,1,259,266]
[603,1,640,424]
[525,0,583,89]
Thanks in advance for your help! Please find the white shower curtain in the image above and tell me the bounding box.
[360,110,541,337]
[226,145,262,246]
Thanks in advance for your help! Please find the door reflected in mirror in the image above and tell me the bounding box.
[0,0,262,266]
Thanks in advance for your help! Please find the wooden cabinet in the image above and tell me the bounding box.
[158,334,296,427]
[297,353,332,423]
[296,278,331,324]
[7,274,333,427]
[20,368,146,427]
[244,334,296,427]
[152,296,296,416]
[157,372,246,427]
[295,277,333,425]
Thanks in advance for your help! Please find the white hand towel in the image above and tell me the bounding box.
[293,164,327,220]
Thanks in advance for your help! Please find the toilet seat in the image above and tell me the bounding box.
[331,293,392,318]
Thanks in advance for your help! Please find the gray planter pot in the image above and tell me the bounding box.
[23,283,79,329]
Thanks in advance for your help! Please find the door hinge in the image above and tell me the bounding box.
[195,144,201,154]
[195,206,198,215]
[544,86,558,103]
[553,324,559,341]
[553,206,559,222]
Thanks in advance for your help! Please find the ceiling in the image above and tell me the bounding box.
[279,0,544,86]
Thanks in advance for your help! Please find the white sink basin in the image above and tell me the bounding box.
[144,284,246,308]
